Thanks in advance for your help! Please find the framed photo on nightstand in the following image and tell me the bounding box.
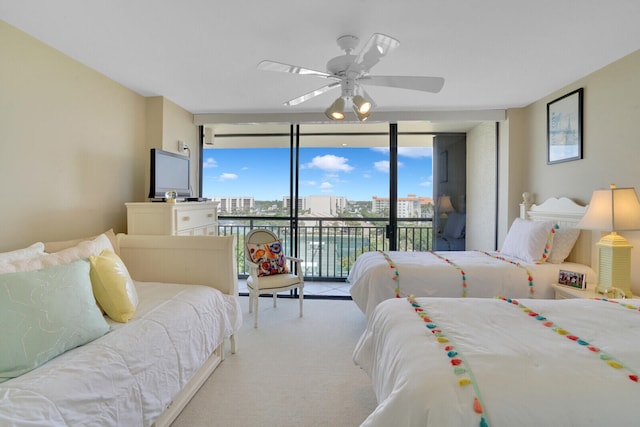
[558,269,586,289]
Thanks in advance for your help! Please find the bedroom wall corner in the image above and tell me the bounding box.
[140,97,199,202]
[497,109,528,247]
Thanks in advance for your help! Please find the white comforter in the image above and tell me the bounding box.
[354,296,640,426]
[0,282,242,427]
[348,250,595,318]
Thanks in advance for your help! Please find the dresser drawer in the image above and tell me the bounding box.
[126,201,218,236]
[175,208,216,232]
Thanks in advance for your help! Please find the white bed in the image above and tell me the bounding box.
[349,250,595,319]
[354,296,640,426]
[349,196,595,318]
[0,234,241,427]
[0,280,242,426]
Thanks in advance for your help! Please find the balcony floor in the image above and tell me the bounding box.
[238,279,351,298]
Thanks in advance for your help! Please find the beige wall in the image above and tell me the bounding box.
[505,49,640,293]
[0,22,198,251]
[466,122,497,251]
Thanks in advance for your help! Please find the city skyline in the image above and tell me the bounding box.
[202,146,434,202]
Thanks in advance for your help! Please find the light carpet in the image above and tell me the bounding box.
[171,296,377,427]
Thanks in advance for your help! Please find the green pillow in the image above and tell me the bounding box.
[0,259,110,383]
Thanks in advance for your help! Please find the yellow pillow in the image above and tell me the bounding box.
[89,250,139,323]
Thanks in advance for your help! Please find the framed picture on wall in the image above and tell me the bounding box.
[547,88,583,164]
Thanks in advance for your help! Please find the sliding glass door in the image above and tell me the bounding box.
[201,122,448,282]
[297,123,391,279]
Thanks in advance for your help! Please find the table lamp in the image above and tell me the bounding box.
[437,195,455,234]
[576,184,640,297]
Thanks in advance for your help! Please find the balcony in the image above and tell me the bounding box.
[218,215,434,281]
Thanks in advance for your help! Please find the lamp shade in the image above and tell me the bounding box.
[576,184,640,231]
[437,195,454,213]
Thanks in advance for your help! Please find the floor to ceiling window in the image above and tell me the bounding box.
[200,122,461,288]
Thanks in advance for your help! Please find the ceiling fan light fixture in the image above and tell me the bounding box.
[325,97,345,120]
[352,94,372,114]
[353,105,370,122]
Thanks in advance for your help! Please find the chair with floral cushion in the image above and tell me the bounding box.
[245,228,304,328]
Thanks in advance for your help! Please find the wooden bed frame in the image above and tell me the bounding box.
[519,193,591,266]
[117,234,238,427]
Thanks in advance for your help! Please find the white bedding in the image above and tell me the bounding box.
[348,250,596,318]
[354,296,640,426]
[0,281,242,427]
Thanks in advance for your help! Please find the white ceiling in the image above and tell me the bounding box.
[2,0,640,124]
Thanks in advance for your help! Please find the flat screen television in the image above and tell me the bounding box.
[149,148,191,199]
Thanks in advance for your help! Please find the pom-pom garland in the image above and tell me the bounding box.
[497,295,640,383]
[379,250,537,302]
[429,252,469,297]
[481,251,535,297]
[407,295,489,427]
[378,251,401,298]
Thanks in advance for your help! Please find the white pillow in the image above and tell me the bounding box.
[5,234,114,274]
[0,242,45,263]
[44,229,119,255]
[547,225,581,264]
[500,218,555,263]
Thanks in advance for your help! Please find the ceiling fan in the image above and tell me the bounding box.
[257,33,445,121]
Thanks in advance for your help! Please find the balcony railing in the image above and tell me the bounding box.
[218,215,434,281]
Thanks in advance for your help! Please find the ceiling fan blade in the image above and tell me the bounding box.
[284,82,341,106]
[359,75,445,93]
[349,33,400,74]
[257,60,333,78]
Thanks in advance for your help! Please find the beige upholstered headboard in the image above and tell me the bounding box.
[519,193,591,266]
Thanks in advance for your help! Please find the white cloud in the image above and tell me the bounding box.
[374,160,403,173]
[374,161,389,173]
[304,155,354,172]
[203,158,218,168]
[320,182,333,189]
[218,173,238,181]
[419,176,433,187]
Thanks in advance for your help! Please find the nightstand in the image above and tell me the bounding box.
[552,283,637,300]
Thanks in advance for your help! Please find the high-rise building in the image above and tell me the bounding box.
[283,195,348,216]
[213,197,254,213]
[371,194,433,217]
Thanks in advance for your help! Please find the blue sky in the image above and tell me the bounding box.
[202,147,433,201]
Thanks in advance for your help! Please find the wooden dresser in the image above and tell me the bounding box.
[125,201,218,236]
